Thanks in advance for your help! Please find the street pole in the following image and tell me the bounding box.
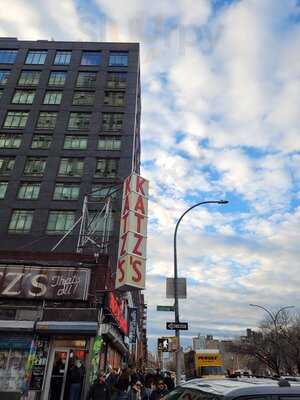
[174,200,228,385]
[249,304,294,374]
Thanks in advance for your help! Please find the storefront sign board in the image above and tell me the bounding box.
[0,266,90,300]
[128,307,138,344]
[108,292,128,335]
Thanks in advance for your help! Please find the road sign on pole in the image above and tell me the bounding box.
[157,305,175,312]
[166,322,188,330]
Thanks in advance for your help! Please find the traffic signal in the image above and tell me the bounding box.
[158,337,169,352]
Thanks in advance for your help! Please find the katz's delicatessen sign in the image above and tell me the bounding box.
[116,173,149,290]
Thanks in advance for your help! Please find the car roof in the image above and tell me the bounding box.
[181,378,300,398]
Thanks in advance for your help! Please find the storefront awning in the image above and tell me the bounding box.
[101,323,129,356]
[36,321,97,334]
[0,320,34,332]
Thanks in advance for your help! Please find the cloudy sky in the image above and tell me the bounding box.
[1,0,300,350]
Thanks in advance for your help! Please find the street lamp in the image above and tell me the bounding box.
[249,303,294,374]
[174,200,228,385]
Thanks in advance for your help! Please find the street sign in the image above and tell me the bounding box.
[166,322,188,330]
[157,305,175,312]
[166,278,187,299]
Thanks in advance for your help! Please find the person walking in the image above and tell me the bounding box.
[86,372,111,400]
[116,369,130,399]
[69,359,85,400]
[149,381,169,400]
[163,372,174,391]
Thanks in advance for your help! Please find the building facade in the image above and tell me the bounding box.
[0,38,145,400]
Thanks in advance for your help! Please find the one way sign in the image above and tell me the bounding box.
[166,322,188,330]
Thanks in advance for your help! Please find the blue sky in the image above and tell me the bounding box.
[1,0,300,351]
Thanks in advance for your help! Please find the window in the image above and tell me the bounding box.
[104,91,125,107]
[63,136,88,150]
[0,157,15,175]
[72,91,95,106]
[46,211,75,234]
[48,71,67,86]
[102,113,123,131]
[24,157,46,176]
[0,182,8,199]
[81,51,101,66]
[0,134,22,149]
[97,136,121,151]
[108,52,128,67]
[18,70,40,86]
[8,210,33,233]
[0,50,18,64]
[107,72,127,89]
[58,158,84,177]
[36,112,57,130]
[89,211,114,233]
[53,183,80,200]
[17,183,40,200]
[68,112,91,130]
[54,51,71,65]
[31,135,52,149]
[25,50,47,65]
[90,185,117,201]
[12,90,35,104]
[0,70,10,85]
[95,159,118,178]
[3,111,29,129]
[43,91,62,105]
[76,72,97,88]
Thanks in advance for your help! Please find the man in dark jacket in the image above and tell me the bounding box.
[149,381,168,400]
[86,373,111,400]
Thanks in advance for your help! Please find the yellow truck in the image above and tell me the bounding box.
[184,350,225,380]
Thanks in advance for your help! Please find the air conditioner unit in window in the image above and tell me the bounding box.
[68,171,74,176]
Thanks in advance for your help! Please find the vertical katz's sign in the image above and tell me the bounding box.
[116,173,149,290]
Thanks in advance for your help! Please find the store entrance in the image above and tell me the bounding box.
[43,346,86,400]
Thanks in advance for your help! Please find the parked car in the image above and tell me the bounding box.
[163,377,300,399]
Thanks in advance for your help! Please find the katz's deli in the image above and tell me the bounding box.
[115,173,149,290]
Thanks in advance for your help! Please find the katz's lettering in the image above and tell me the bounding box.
[0,266,90,300]
[116,173,149,290]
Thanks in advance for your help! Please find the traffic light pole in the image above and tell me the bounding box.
[173,200,228,385]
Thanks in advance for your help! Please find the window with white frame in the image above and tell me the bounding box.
[104,91,125,107]
[36,112,57,130]
[31,135,52,149]
[43,91,62,105]
[108,52,128,67]
[0,50,18,64]
[54,51,72,65]
[68,112,91,130]
[53,183,80,200]
[24,157,46,176]
[58,158,84,177]
[48,71,67,86]
[95,159,118,178]
[3,111,29,129]
[8,210,33,233]
[0,70,10,85]
[46,211,75,234]
[106,72,127,89]
[63,136,88,150]
[25,50,47,65]
[72,91,95,106]
[17,183,40,200]
[0,182,8,199]
[76,72,97,88]
[0,157,15,176]
[18,70,40,86]
[0,134,22,149]
[102,113,123,131]
[97,136,121,151]
[12,90,35,104]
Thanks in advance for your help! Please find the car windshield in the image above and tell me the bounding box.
[163,387,223,400]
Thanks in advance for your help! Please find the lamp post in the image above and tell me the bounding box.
[174,200,228,385]
[249,303,294,374]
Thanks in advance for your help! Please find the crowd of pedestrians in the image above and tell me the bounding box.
[86,368,175,400]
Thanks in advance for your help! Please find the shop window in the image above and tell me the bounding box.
[36,112,57,130]
[97,136,121,151]
[0,157,15,176]
[102,113,123,131]
[104,91,125,107]
[53,183,80,200]
[12,90,35,104]
[0,134,22,149]
[108,52,128,67]
[95,159,118,178]
[17,182,40,200]
[43,91,62,105]
[0,346,30,391]
[8,209,33,233]
[18,70,40,86]
[25,50,47,65]
[0,50,18,64]
[58,158,84,177]
[46,211,75,234]
[31,135,52,149]
[63,135,88,150]
[3,111,29,129]
[106,72,127,89]
[76,72,97,88]
[0,70,10,85]
[72,91,95,106]
[48,71,67,86]
[24,157,46,176]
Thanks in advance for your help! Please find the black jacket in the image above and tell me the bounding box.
[150,388,169,400]
[86,382,111,400]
